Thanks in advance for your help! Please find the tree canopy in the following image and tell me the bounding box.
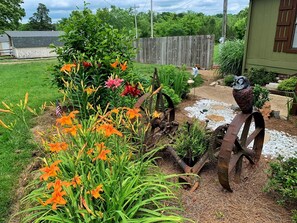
[27,3,54,30]
[56,5,249,41]
[0,0,25,33]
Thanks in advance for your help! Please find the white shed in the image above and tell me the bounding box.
[5,31,64,59]
[0,34,11,56]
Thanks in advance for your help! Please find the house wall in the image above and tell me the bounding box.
[12,47,57,58]
[244,0,297,75]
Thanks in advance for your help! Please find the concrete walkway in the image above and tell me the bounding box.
[190,70,290,119]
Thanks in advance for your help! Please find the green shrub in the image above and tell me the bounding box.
[224,74,235,86]
[264,155,297,205]
[218,39,245,76]
[253,84,270,109]
[161,85,181,106]
[158,65,190,100]
[174,120,209,162]
[247,67,277,86]
[292,210,297,223]
[278,77,297,91]
[51,5,136,117]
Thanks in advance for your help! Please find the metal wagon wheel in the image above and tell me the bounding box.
[217,111,265,192]
[134,69,177,148]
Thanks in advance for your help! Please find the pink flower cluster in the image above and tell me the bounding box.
[105,76,124,90]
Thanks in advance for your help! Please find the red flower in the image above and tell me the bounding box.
[82,61,92,68]
[121,83,141,97]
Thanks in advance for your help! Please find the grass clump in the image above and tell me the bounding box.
[218,39,245,76]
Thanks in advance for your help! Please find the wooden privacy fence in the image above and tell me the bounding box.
[134,35,215,70]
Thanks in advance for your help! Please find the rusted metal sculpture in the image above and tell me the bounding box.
[134,68,178,148]
[134,71,265,192]
[217,112,265,192]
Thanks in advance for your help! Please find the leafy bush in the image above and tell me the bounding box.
[278,77,297,91]
[174,120,209,162]
[18,108,185,222]
[247,67,277,86]
[253,84,270,109]
[161,85,181,106]
[264,155,297,207]
[224,74,235,86]
[218,39,245,76]
[158,65,190,99]
[51,5,136,117]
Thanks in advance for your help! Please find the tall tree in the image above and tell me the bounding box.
[27,3,54,30]
[0,0,25,33]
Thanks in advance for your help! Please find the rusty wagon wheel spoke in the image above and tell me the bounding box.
[218,111,265,192]
[134,91,175,148]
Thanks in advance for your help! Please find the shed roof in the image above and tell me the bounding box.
[5,31,64,38]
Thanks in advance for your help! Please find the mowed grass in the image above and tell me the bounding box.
[0,59,61,222]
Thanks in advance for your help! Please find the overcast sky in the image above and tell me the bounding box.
[21,0,250,23]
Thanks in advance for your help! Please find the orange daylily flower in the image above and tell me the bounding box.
[87,148,94,155]
[110,60,119,68]
[47,179,71,190]
[96,124,123,137]
[92,143,111,161]
[120,61,127,71]
[84,87,96,95]
[56,111,79,126]
[88,184,104,199]
[71,175,82,188]
[49,142,68,153]
[126,108,142,119]
[63,124,82,136]
[41,184,67,210]
[60,63,76,72]
[40,160,62,181]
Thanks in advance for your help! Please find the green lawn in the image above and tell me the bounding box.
[0,60,61,222]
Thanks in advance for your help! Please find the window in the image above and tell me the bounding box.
[274,0,297,53]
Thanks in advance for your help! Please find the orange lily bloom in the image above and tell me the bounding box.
[126,108,142,119]
[41,186,67,210]
[47,178,71,190]
[63,124,82,136]
[71,175,82,188]
[40,160,62,181]
[120,61,128,71]
[111,108,119,114]
[87,148,94,155]
[49,142,68,153]
[89,184,104,199]
[110,60,119,68]
[60,63,76,72]
[96,124,123,137]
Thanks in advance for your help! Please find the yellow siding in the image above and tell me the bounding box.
[244,0,297,74]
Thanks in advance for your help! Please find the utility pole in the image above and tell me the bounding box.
[133,5,139,38]
[222,0,228,43]
[151,0,153,38]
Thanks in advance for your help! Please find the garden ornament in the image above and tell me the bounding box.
[232,76,253,114]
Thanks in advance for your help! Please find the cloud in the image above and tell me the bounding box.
[21,0,249,23]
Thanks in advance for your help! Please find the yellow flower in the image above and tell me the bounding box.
[153,111,161,118]
[84,87,96,95]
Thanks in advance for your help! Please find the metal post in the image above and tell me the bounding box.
[222,0,228,43]
[151,0,153,38]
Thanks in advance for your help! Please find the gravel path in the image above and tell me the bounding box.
[185,99,297,159]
